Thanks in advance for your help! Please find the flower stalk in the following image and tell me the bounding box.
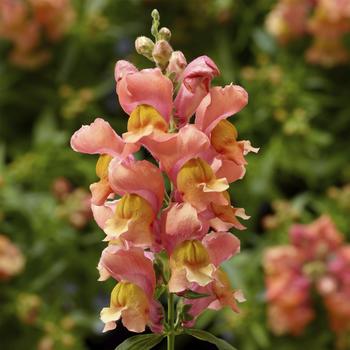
[167,292,175,350]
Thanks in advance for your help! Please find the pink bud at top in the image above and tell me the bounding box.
[152,39,173,68]
[167,50,187,81]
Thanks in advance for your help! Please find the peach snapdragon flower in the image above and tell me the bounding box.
[71,10,258,348]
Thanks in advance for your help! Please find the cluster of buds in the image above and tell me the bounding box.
[135,10,186,76]
[70,11,258,341]
[264,216,350,341]
[0,0,75,69]
[265,0,350,67]
[0,234,25,280]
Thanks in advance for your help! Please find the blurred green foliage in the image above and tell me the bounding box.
[1,0,349,349]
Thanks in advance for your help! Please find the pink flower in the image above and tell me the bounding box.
[174,56,220,125]
[167,50,187,81]
[115,61,173,122]
[290,215,343,261]
[108,159,165,213]
[168,231,240,293]
[195,85,248,135]
[142,125,210,181]
[98,245,163,333]
[183,269,245,327]
[0,0,74,69]
[264,216,350,337]
[70,118,136,158]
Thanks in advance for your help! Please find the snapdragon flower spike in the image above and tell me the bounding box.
[71,14,257,339]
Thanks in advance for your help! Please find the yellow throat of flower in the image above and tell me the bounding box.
[110,281,149,309]
[172,240,211,269]
[128,104,168,133]
[96,154,113,179]
[210,120,242,162]
[177,158,215,187]
[114,193,154,222]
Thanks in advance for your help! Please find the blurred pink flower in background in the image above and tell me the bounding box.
[0,234,25,280]
[266,0,350,66]
[264,216,350,337]
[0,0,75,69]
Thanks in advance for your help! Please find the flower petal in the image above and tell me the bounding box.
[99,246,156,296]
[174,56,220,125]
[70,118,136,158]
[116,67,173,122]
[195,85,248,135]
[203,231,240,266]
[109,159,164,213]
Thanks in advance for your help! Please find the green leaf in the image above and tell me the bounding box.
[182,290,210,299]
[185,329,237,350]
[115,334,165,350]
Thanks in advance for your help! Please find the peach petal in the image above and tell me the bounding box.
[114,60,137,82]
[185,264,215,286]
[121,307,148,333]
[202,177,229,193]
[166,202,201,235]
[91,202,115,229]
[108,159,164,213]
[143,125,210,180]
[214,159,246,183]
[195,85,248,135]
[168,268,189,293]
[203,231,240,266]
[116,67,173,122]
[89,179,113,206]
[70,118,135,158]
[99,246,156,296]
[174,56,220,124]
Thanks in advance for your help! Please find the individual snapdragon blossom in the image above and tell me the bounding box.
[0,0,75,68]
[71,10,258,350]
[264,216,350,346]
[265,0,350,67]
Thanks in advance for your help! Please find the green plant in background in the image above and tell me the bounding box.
[1,1,350,350]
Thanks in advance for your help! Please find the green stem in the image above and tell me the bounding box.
[167,292,175,350]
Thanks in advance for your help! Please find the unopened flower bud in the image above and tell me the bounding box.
[152,39,173,69]
[167,51,187,80]
[159,27,171,41]
[151,9,160,22]
[135,36,154,60]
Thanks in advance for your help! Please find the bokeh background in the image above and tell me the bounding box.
[1,0,350,349]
